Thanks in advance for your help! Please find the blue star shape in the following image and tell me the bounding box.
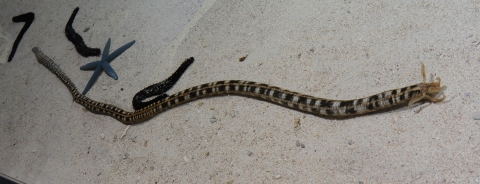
[80,38,135,95]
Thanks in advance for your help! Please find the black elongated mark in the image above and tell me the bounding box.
[65,7,100,57]
[132,57,195,110]
[8,12,34,62]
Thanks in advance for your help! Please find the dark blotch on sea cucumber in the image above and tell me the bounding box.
[65,7,100,57]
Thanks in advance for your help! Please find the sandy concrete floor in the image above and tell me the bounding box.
[1,0,480,183]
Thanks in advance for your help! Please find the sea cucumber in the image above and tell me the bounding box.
[65,7,100,57]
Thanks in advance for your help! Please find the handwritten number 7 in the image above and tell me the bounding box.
[8,12,34,62]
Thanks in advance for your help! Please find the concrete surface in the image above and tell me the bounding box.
[1,0,480,183]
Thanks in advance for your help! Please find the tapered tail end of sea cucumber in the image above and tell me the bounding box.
[32,47,39,53]
[31,47,43,64]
